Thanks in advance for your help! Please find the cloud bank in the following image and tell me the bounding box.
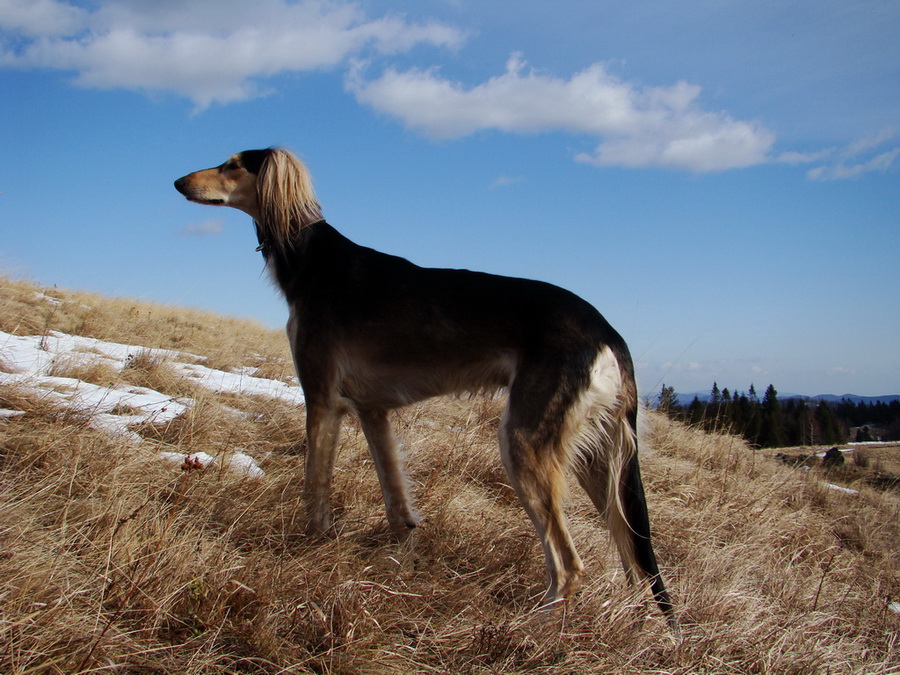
[779,128,899,180]
[348,54,775,172]
[0,0,464,109]
[9,1,870,174]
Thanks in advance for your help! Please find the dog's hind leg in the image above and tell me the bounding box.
[499,366,584,606]
[357,408,421,535]
[303,401,346,535]
[575,411,678,632]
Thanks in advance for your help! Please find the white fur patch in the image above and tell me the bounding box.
[565,345,625,461]
[589,346,622,409]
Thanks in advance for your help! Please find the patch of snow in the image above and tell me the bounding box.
[0,331,192,378]
[0,329,303,462]
[1,367,189,441]
[814,448,854,458]
[890,602,900,615]
[176,361,304,406]
[822,482,859,495]
[159,451,217,468]
[228,451,266,478]
[32,292,64,306]
[158,450,265,478]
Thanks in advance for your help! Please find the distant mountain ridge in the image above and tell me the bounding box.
[804,394,900,404]
[670,392,900,407]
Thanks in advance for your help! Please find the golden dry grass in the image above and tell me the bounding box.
[1,276,899,674]
[0,276,291,374]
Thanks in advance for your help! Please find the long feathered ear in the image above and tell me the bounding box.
[256,148,322,252]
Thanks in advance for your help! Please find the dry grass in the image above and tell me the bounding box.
[48,357,122,389]
[0,276,290,373]
[1,276,899,674]
[773,444,900,491]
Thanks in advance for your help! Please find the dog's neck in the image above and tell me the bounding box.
[254,217,334,302]
[254,218,326,258]
[254,221,269,256]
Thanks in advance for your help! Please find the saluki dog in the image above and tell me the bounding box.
[175,148,677,629]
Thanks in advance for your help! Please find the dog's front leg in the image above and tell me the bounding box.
[303,402,346,535]
[357,408,421,535]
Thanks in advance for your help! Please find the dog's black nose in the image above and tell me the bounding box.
[174,177,187,194]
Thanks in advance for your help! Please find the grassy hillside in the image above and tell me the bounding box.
[1,277,898,674]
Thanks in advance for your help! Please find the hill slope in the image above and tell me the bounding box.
[1,277,898,673]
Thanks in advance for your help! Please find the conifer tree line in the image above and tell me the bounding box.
[654,383,900,448]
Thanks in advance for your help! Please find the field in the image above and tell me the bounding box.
[1,277,899,674]
[769,443,900,492]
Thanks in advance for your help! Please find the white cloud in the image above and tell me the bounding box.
[845,127,896,156]
[656,361,705,374]
[782,128,899,180]
[777,149,834,165]
[0,0,87,37]
[348,53,775,172]
[490,174,525,188]
[807,147,900,181]
[181,219,223,236]
[0,0,465,109]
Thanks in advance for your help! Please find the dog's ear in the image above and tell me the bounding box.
[255,148,322,250]
[237,149,273,175]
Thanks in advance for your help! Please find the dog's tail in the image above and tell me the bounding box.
[619,409,678,628]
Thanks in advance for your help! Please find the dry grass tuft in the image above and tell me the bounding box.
[0,275,290,372]
[47,357,121,388]
[119,349,198,399]
[1,275,898,673]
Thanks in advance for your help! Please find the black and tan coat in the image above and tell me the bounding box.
[175,148,677,631]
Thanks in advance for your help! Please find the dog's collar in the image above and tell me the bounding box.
[254,221,268,255]
[255,219,327,255]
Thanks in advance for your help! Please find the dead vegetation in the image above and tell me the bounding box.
[1,276,898,673]
[772,443,900,495]
[0,276,290,374]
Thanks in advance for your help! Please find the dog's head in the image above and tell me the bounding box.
[174,149,270,219]
[175,149,321,250]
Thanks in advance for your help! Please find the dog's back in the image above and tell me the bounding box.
[281,221,627,403]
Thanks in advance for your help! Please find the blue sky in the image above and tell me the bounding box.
[1,0,898,397]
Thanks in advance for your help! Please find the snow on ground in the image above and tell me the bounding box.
[822,482,860,495]
[0,329,306,477]
[159,450,266,479]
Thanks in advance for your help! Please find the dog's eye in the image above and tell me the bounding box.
[222,161,239,171]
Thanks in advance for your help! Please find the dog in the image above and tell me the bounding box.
[174,148,677,629]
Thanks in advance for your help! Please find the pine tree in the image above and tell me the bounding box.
[796,399,813,445]
[657,384,678,414]
[687,396,704,425]
[815,402,844,444]
[757,384,785,447]
[761,385,778,413]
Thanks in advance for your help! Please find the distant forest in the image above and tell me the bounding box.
[655,383,900,448]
